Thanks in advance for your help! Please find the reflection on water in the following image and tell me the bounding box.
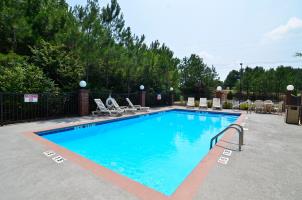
[187,114,195,121]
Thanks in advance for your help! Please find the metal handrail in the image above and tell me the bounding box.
[210,124,244,151]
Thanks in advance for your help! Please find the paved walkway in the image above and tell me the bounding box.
[0,108,301,200]
[195,113,302,200]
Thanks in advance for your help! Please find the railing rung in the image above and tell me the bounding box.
[210,123,244,151]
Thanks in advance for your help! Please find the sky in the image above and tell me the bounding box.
[67,0,302,80]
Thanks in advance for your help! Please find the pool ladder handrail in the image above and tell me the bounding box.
[209,124,244,151]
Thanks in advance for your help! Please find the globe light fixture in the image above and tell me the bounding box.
[286,85,294,91]
[216,86,222,91]
[170,87,174,91]
[79,80,87,88]
[139,85,145,90]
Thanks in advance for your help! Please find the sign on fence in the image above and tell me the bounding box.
[24,94,38,103]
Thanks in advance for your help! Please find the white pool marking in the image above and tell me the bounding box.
[52,155,66,164]
[222,149,232,156]
[243,128,249,131]
[43,150,56,157]
[218,156,229,165]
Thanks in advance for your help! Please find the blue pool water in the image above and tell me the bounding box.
[40,110,239,195]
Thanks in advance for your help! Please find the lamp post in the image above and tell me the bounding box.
[239,63,243,103]
[78,80,89,116]
[139,85,146,107]
[170,87,174,106]
[216,86,223,100]
[285,85,294,105]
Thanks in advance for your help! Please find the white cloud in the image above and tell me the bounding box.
[265,17,302,40]
[199,51,214,60]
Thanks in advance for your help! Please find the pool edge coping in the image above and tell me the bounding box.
[24,108,245,200]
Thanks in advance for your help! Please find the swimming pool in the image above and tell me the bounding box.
[38,109,239,195]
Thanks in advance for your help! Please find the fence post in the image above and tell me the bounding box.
[0,93,3,126]
[78,89,90,116]
[140,91,146,107]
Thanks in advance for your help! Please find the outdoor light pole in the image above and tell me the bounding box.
[139,85,146,107]
[286,85,294,105]
[78,80,89,116]
[170,87,174,106]
[216,86,223,103]
[240,63,243,103]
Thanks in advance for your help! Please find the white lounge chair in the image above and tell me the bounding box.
[111,98,136,113]
[126,98,149,112]
[212,98,222,110]
[186,97,195,108]
[199,98,208,109]
[273,101,283,115]
[92,99,123,116]
[232,100,240,110]
[254,100,264,113]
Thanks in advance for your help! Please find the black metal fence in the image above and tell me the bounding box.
[0,90,174,125]
[145,92,172,107]
[0,92,78,125]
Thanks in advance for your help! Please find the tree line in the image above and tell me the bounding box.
[224,65,302,100]
[1,0,300,100]
[0,0,219,98]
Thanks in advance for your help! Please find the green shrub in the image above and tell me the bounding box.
[180,96,184,104]
[227,91,233,100]
[207,101,212,108]
[239,103,249,110]
[223,102,233,109]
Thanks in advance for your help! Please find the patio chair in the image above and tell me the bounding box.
[111,98,136,113]
[186,97,195,108]
[126,98,149,112]
[254,100,264,113]
[92,99,123,116]
[212,98,222,110]
[273,101,284,115]
[232,100,240,110]
[264,100,273,113]
[199,98,208,109]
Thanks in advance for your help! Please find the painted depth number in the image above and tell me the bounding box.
[218,149,232,165]
[43,150,66,164]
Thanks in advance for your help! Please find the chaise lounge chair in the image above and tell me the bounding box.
[212,98,222,110]
[232,100,240,110]
[111,98,137,113]
[92,99,123,116]
[126,98,149,112]
[186,97,195,108]
[199,98,208,109]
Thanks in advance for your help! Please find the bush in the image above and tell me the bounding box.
[227,91,233,100]
[239,103,249,110]
[180,96,184,104]
[0,53,56,93]
[223,101,233,109]
[207,101,212,108]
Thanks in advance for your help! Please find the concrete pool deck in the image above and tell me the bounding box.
[0,107,301,200]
